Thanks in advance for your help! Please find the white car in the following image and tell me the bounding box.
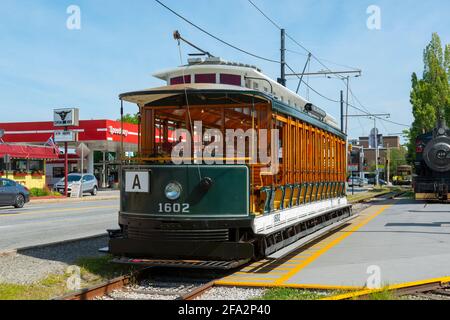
[54,173,98,196]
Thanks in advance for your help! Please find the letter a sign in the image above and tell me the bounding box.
[125,171,150,193]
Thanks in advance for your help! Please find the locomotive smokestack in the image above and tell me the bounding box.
[435,109,448,137]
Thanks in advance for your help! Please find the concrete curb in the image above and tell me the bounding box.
[0,233,109,257]
[30,196,119,204]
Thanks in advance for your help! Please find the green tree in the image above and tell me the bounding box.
[407,33,450,162]
[119,113,140,125]
[389,146,407,177]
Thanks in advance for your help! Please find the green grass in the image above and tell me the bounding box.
[0,274,70,300]
[365,289,398,300]
[347,188,391,203]
[257,288,338,300]
[29,187,61,197]
[0,255,138,300]
[76,255,139,282]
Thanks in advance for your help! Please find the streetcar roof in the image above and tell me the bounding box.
[119,84,345,139]
[119,83,271,105]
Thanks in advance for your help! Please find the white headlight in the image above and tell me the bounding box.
[165,182,182,200]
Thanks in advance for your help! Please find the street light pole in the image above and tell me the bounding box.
[373,117,379,187]
[346,113,390,187]
[345,76,350,135]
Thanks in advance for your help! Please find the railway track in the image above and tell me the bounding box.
[327,279,450,300]
[56,191,406,301]
[56,268,221,301]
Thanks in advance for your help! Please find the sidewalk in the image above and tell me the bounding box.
[30,190,119,204]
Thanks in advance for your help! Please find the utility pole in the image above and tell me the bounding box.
[279,29,287,87]
[345,76,350,135]
[346,113,390,187]
[373,117,379,187]
[286,70,361,134]
[340,90,344,132]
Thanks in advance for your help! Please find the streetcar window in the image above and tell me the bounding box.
[170,75,191,85]
[195,74,216,84]
[220,74,241,86]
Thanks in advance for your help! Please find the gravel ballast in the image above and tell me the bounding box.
[196,287,266,300]
[0,236,108,284]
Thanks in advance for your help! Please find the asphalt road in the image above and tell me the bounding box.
[0,199,119,252]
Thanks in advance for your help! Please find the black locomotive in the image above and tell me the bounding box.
[414,117,450,201]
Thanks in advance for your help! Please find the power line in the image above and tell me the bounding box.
[245,0,412,128]
[154,0,279,64]
[155,0,344,106]
[156,0,410,129]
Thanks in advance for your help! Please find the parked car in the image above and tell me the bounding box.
[0,178,30,208]
[368,178,387,186]
[348,177,364,187]
[54,174,98,196]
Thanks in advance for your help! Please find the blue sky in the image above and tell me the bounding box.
[0,0,449,140]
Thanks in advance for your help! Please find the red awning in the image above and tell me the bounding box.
[0,144,60,160]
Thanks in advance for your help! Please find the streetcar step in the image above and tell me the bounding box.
[112,257,250,270]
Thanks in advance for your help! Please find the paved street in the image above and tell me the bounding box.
[0,199,119,252]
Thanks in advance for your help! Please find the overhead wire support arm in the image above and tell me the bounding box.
[295,53,312,94]
[287,70,362,77]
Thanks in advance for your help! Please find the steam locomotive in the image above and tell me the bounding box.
[414,118,450,201]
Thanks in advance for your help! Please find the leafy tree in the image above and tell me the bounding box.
[119,113,140,125]
[389,146,407,177]
[407,33,450,162]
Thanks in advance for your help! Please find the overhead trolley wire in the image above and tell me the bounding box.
[155,0,347,107]
[247,0,410,128]
[156,0,410,129]
[155,0,279,64]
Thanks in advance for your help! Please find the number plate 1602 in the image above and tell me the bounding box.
[158,203,190,213]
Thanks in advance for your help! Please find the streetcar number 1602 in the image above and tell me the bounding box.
[158,203,190,213]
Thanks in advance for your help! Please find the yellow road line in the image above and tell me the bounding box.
[324,276,450,300]
[0,205,117,218]
[274,205,392,285]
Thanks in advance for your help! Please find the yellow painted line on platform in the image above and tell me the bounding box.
[274,204,392,285]
[0,205,117,218]
[223,277,283,282]
[236,271,289,275]
[323,276,450,300]
[214,280,363,291]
